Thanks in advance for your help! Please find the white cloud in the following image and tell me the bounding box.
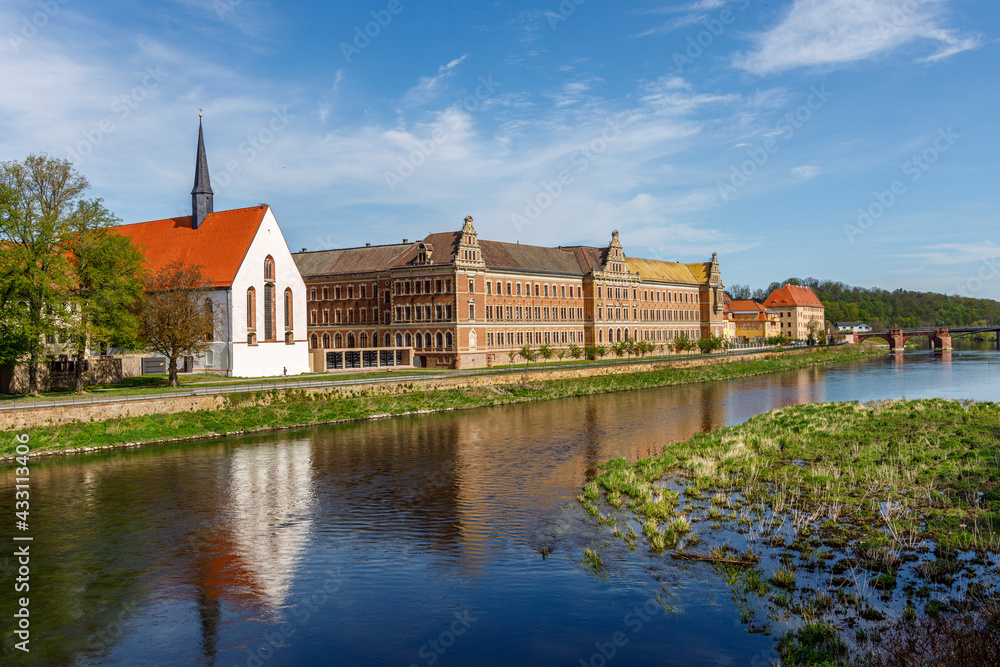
[735,0,981,75]
[403,55,469,106]
[791,165,823,179]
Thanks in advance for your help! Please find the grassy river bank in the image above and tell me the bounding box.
[580,399,1000,666]
[1,346,883,458]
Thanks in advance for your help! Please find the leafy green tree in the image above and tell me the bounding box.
[568,343,583,360]
[0,155,143,394]
[698,334,725,354]
[518,344,537,364]
[555,347,567,362]
[673,332,697,354]
[538,344,554,362]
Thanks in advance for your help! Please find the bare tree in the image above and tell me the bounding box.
[138,262,219,387]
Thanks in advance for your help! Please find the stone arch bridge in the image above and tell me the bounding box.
[848,326,1000,353]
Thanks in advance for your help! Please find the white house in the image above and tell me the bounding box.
[114,120,310,377]
[836,322,873,334]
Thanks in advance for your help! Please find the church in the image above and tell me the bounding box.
[114,120,310,377]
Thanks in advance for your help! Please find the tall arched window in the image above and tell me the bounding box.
[284,288,293,329]
[322,333,330,348]
[264,284,275,341]
[264,256,274,281]
[445,332,453,348]
[396,333,403,347]
[335,333,343,348]
[246,287,256,331]
[384,333,391,347]
[405,333,412,347]
[360,332,368,348]
[436,332,444,348]
[310,334,318,349]
[347,333,355,348]
[204,298,214,342]
[415,333,423,348]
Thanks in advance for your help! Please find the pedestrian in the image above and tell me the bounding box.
[282,366,287,377]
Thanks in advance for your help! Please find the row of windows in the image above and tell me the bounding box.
[485,305,584,322]
[394,304,453,322]
[595,285,700,304]
[597,306,699,322]
[484,281,582,298]
[309,331,454,350]
[487,330,585,347]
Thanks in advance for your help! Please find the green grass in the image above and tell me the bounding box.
[1,346,883,458]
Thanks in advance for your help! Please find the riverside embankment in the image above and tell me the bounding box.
[1,346,883,458]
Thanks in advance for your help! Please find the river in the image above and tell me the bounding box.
[2,346,999,665]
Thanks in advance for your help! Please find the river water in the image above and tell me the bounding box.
[2,347,999,666]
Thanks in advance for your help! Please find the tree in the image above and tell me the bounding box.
[519,345,538,365]
[806,319,824,346]
[673,332,697,354]
[555,347,567,362]
[538,344,554,362]
[67,204,146,391]
[635,340,654,357]
[698,334,725,354]
[568,343,583,360]
[137,262,219,387]
[0,154,142,394]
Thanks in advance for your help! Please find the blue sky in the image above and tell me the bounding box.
[1,0,997,297]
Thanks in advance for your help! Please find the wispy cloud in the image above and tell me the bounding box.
[403,55,469,106]
[791,165,823,179]
[735,0,981,75]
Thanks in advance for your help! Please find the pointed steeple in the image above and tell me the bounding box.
[191,113,213,229]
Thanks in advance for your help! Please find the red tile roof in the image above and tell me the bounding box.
[764,284,824,309]
[113,206,267,288]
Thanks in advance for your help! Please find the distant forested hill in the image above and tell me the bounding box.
[726,279,1000,329]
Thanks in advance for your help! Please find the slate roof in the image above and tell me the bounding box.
[625,257,701,285]
[113,205,266,288]
[292,243,414,277]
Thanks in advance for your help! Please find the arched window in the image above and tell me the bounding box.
[396,333,403,347]
[246,287,256,331]
[284,288,293,329]
[598,329,603,343]
[204,298,214,342]
[415,333,423,348]
[468,330,477,351]
[360,332,368,348]
[405,333,412,347]
[263,284,275,341]
[264,255,274,281]
[347,333,356,348]
[310,334,318,349]
[384,333,391,347]
[445,332,453,348]
[335,333,343,348]
[436,332,444,348]
[322,333,330,349]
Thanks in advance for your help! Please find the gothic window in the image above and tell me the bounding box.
[264,256,274,281]
[284,289,293,329]
[246,287,256,331]
[264,283,275,341]
[322,333,330,349]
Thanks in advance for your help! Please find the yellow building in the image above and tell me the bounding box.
[724,300,779,342]
[763,284,825,341]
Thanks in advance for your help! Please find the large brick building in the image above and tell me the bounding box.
[763,284,825,340]
[293,217,726,371]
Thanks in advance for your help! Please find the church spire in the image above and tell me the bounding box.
[191,112,213,229]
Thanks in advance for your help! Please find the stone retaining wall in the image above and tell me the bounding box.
[2,349,812,431]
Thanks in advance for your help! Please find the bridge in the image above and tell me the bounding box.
[848,326,1000,353]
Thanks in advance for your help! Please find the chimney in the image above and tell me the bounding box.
[366,243,371,247]
[403,239,408,243]
[301,248,307,253]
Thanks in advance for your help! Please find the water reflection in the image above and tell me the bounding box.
[2,348,999,665]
